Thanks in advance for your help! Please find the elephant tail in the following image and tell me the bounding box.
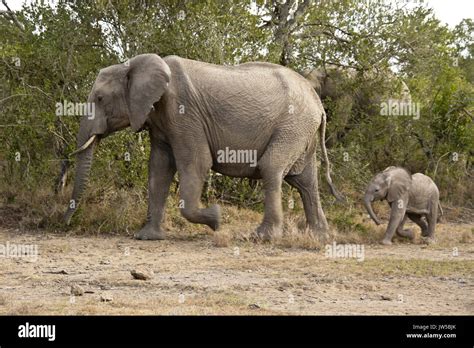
[437,202,443,222]
[319,110,344,201]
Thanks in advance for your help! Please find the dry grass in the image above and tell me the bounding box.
[0,185,147,236]
[1,183,473,251]
[213,230,233,247]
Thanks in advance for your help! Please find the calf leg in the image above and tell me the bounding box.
[407,213,429,236]
[396,214,414,240]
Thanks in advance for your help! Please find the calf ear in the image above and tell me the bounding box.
[386,171,411,203]
[126,54,171,132]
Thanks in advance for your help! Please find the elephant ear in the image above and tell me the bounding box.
[386,169,411,203]
[126,54,171,132]
[303,69,326,96]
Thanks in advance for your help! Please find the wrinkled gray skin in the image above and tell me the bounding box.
[64,54,341,241]
[364,166,442,245]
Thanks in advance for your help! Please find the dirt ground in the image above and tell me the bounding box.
[0,222,473,315]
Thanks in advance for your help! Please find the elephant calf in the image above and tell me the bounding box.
[364,166,442,245]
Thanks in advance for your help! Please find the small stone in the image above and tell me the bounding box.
[100,294,113,302]
[131,269,154,281]
[248,303,260,309]
[381,295,393,301]
[45,269,68,275]
[70,284,84,296]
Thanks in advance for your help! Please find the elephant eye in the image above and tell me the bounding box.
[375,188,379,192]
[97,95,103,102]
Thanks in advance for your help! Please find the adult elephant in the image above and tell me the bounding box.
[302,65,411,145]
[64,54,341,241]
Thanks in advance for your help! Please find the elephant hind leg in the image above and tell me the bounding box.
[425,203,438,239]
[407,213,429,237]
[285,157,329,240]
[255,136,304,241]
[255,163,284,241]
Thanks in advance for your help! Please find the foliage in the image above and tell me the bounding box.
[0,0,472,234]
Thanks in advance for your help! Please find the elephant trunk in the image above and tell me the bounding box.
[364,194,381,225]
[64,133,98,225]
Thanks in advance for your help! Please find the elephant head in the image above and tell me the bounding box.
[64,54,171,224]
[303,66,411,106]
[302,65,356,101]
[364,166,412,225]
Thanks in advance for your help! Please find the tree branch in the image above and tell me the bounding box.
[0,0,25,31]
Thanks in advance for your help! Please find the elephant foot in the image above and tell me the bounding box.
[313,232,331,243]
[307,224,331,243]
[381,238,393,246]
[207,204,221,231]
[397,228,415,240]
[134,224,166,240]
[255,223,283,242]
[182,204,221,231]
[421,236,436,245]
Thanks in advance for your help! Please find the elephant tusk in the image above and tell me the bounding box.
[69,135,97,156]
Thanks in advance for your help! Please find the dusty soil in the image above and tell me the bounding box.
[0,223,473,315]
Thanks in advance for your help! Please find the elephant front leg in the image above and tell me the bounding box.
[135,143,176,240]
[382,198,408,245]
[178,171,221,230]
[174,143,221,230]
[396,214,414,240]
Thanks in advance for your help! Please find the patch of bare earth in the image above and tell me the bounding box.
[0,223,472,315]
